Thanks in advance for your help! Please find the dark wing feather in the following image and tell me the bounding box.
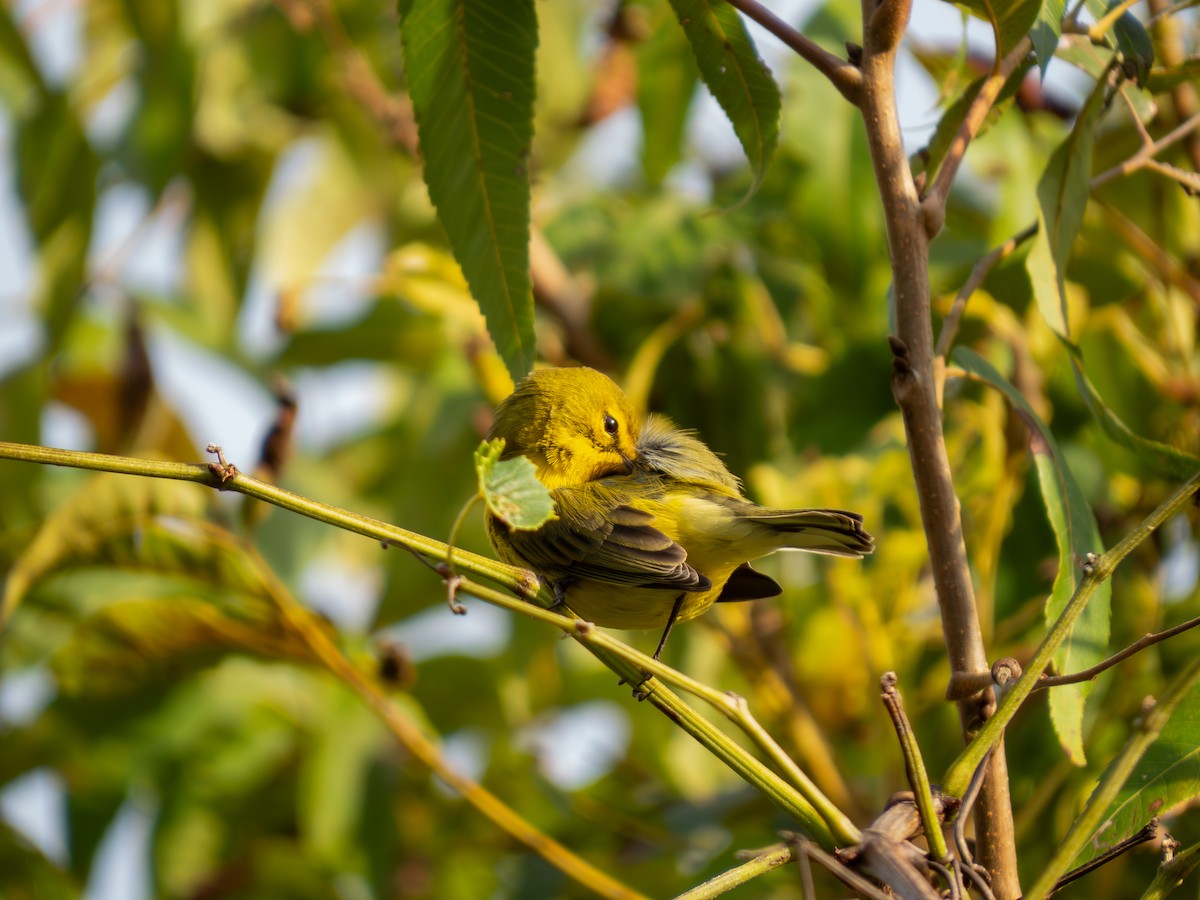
[502,482,709,592]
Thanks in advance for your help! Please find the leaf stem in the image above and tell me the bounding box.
[1092,111,1200,186]
[674,843,796,899]
[253,553,648,900]
[455,576,857,847]
[880,673,949,860]
[1025,655,1200,900]
[720,0,863,104]
[943,468,1200,796]
[920,38,1032,237]
[1034,613,1200,690]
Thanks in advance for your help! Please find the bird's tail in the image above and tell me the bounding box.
[745,508,875,558]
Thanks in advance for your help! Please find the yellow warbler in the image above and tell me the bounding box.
[486,367,873,655]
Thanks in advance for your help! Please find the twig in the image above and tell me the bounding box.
[935,223,1038,360]
[720,0,863,105]
[880,673,949,860]
[0,440,543,615]
[1147,0,1200,173]
[1014,658,1200,898]
[953,748,998,900]
[944,104,1200,363]
[943,469,1200,797]
[1092,111,1200,187]
[251,548,648,900]
[1034,613,1200,689]
[857,0,1019,885]
[920,38,1033,238]
[1143,157,1200,194]
[1141,835,1200,900]
[929,857,963,900]
[0,439,857,849]
[1044,819,1159,897]
[674,843,796,900]
[788,835,893,900]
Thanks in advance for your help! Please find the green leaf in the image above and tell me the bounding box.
[666,0,780,200]
[1085,0,1154,86]
[1069,355,1200,479]
[949,0,1042,57]
[475,439,556,530]
[637,4,699,187]
[1026,75,1108,338]
[398,0,538,382]
[3,474,209,622]
[1031,0,1066,77]
[1077,679,1200,865]
[956,348,1111,764]
[52,596,317,696]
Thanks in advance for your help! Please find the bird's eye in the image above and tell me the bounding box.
[603,414,619,435]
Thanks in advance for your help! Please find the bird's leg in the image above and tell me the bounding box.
[622,594,687,700]
[652,593,686,661]
[544,576,574,610]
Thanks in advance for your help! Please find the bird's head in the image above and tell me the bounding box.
[488,367,640,489]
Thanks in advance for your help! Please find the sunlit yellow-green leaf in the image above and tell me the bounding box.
[475,438,556,531]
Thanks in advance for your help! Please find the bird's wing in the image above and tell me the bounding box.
[637,414,741,494]
[501,482,710,591]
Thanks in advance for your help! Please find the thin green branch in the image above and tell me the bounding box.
[674,843,796,900]
[0,439,859,848]
[1141,838,1200,900]
[943,468,1200,796]
[456,576,856,847]
[1026,656,1200,900]
[252,550,648,900]
[880,673,949,860]
[0,441,544,608]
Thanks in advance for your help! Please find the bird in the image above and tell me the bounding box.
[485,366,874,657]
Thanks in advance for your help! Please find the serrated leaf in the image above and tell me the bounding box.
[956,348,1111,764]
[949,0,1042,57]
[3,474,210,623]
[1076,676,1200,865]
[637,4,699,186]
[398,0,538,382]
[475,438,555,530]
[1026,75,1107,338]
[667,0,780,201]
[1031,0,1066,77]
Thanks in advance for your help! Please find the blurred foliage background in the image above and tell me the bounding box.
[0,0,1198,897]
